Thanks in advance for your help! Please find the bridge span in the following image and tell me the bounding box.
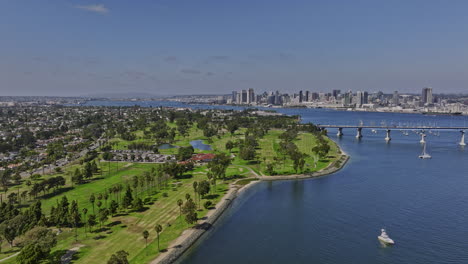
[317,125,468,145]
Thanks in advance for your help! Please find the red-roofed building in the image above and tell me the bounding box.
[191,153,216,163]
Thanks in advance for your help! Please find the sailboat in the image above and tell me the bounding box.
[419,142,432,159]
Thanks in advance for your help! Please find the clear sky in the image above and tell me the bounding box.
[1,0,468,96]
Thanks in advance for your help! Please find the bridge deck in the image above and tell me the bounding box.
[317,125,468,130]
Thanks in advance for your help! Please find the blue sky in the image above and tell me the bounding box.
[1,0,468,96]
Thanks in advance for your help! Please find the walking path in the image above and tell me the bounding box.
[0,252,19,263]
[61,244,85,264]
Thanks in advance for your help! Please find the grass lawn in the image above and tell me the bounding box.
[2,160,253,264]
[0,121,341,263]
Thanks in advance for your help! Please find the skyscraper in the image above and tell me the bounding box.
[392,91,399,105]
[248,88,255,104]
[232,91,237,103]
[241,90,248,103]
[332,89,341,99]
[363,91,369,104]
[422,87,433,104]
[356,91,363,107]
[299,90,303,103]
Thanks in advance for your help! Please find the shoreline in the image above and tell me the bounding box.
[152,144,349,264]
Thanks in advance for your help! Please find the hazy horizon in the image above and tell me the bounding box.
[2,1,468,96]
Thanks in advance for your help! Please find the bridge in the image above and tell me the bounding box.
[316,125,468,146]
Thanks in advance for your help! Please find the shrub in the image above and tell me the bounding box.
[204,201,213,209]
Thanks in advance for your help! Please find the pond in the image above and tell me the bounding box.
[158,143,176,149]
[190,140,212,151]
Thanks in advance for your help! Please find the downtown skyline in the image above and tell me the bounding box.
[2,0,468,96]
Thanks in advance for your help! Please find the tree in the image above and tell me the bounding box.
[266,163,275,175]
[89,193,96,214]
[109,200,118,216]
[227,122,239,135]
[16,243,44,264]
[0,169,12,192]
[56,196,70,227]
[69,200,81,241]
[98,208,109,230]
[107,250,129,264]
[104,192,109,207]
[122,186,133,209]
[87,214,97,232]
[182,199,197,225]
[239,145,256,160]
[176,146,194,161]
[155,224,162,252]
[16,226,57,264]
[82,208,88,235]
[312,140,330,160]
[197,180,210,198]
[0,222,16,247]
[193,181,198,208]
[72,168,83,184]
[225,140,234,152]
[132,198,144,211]
[142,230,149,248]
[177,199,183,220]
[207,153,231,180]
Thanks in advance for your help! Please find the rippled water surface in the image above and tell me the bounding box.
[84,101,468,263]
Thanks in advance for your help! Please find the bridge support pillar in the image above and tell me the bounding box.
[356,127,363,139]
[337,128,343,137]
[460,130,466,146]
[420,133,426,144]
[385,129,391,142]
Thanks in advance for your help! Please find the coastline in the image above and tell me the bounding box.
[151,143,349,264]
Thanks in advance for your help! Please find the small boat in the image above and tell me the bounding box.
[419,142,432,159]
[371,129,377,133]
[378,229,395,245]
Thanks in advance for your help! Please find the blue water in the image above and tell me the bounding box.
[158,143,176,149]
[190,140,212,151]
[82,101,468,263]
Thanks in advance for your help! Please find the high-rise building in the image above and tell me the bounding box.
[274,91,282,105]
[311,92,319,101]
[232,91,237,103]
[241,90,248,103]
[305,91,310,102]
[392,91,399,105]
[299,90,304,103]
[363,91,369,104]
[332,89,341,99]
[248,88,255,104]
[356,91,363,107]
[422,87,433,104]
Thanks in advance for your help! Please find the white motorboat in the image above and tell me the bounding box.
[378,229,395,245]
[419,142,432,159]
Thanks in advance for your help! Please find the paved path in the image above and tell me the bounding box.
[0,252,19,263]
[61,245,84,264]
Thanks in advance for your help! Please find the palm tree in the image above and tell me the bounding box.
[82,208,88,236]
[89,194,95,214]
[155,224,162,252]
[177,199,183,221]
[142,230,149,249]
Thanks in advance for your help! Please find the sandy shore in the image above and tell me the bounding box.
[152,150,349,264]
